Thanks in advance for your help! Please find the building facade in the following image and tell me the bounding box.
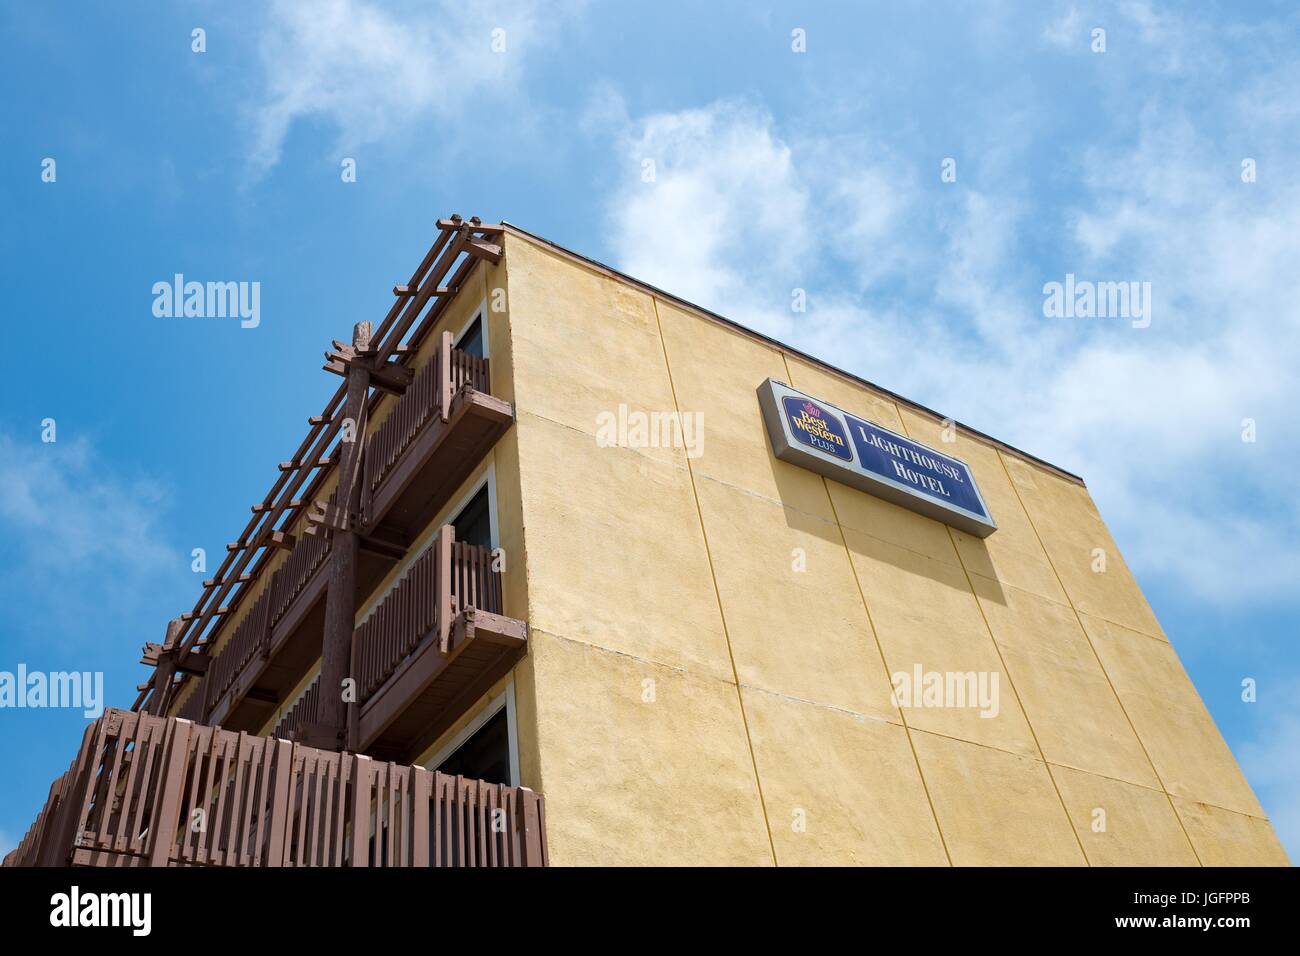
[7,217,1288,867]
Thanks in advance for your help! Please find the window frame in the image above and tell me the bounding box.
[424,683,520,787]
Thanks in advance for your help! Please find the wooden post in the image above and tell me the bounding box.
[265,738,294,866]
[518,788,544,867]
[436,524,454,654]
[350,754,372,867]
[317,321,372,749]
[411,767,430,867]
[148,618,185,716]
[147,718,194,867]
[346,628,361,752]
[438,330,453,421]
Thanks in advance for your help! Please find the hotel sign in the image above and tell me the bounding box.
[757,379,996,537]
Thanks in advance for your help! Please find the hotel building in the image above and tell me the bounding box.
[5,216,1288,867]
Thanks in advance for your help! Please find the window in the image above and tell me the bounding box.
[435,706,511,785]
[428,701,514,864]
[452,485,492,550]
[455,316,484,358]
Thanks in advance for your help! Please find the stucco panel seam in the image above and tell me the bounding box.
[993,448,1204,864]
[783,353,955,866]
[652,296,779,865]
[880,415,1093,863]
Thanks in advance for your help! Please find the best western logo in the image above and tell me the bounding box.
[783,397,852,462]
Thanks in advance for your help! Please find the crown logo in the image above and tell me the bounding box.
[802,401,822,418]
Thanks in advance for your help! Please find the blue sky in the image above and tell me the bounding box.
[1,1,1297,860]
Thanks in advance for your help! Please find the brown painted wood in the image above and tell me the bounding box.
[146,618,184,715]
[147,718,193,866]
[362,389,512,537]
[317,322,372,748]
[12,702,546,870]
[349,754,371,867]
[356,612,526,756]
[156,218,501,708]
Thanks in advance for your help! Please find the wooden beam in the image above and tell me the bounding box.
[203,573,251,588]
[358,534,407,562]
[371,226,462,363]
[253,499,302,514]
[174,653,209,676]
[392,284,450,298]
[368,361,414,396]
[437,219,504,235]
[263,529,296,551]
[464,237,502,264]
[145,619,185,715]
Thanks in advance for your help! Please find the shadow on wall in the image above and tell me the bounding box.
[761,422,1009,609]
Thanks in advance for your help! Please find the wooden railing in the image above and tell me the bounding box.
[2,709,547,868]
[451,537,502,620]
[363,331,490,501]
[269,528,331,629]
[352,526,500,704]
[273,677,320,741]
[178,676,207,721]
[182,527,328,726]
[206,587,274,713]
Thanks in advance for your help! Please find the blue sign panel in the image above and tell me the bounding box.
[757,379,996,537]
[843,414,990,520]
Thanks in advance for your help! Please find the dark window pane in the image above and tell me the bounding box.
[452,486,492,550]
[456,317,484,358]
[435,707,510,786]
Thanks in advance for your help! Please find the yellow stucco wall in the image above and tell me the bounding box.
[497,229,1288,866]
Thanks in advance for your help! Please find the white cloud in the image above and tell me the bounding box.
[0,432,179,648]
[593,90,1300,607]
[0,434,172,573]
[246,0,582,173]
[606,98,914,345]
[610,99,815,325]
[1239,701,1300,862]
[1043,6,1084,48]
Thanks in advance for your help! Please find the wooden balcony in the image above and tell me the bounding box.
[198,528,333,733]
[352,524,527,762]
[360,330,513,542]
[167,336,515,745]
[3,709,547,868]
